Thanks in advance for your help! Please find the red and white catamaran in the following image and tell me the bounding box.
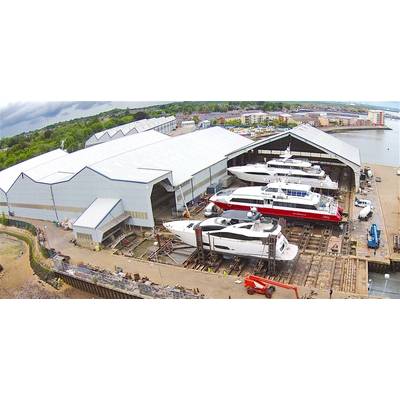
[209,182,343,223]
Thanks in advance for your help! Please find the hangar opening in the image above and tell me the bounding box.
[227,125,361,192]
[151,179,176,222]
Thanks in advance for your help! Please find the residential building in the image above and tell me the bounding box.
[367,110,385,125]
[240,112,269,125]
[318,116,330,127]
[199,120,211,129]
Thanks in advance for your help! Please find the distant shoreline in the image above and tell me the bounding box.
[321,125,391,133]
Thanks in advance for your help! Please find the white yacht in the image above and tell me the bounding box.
[228,148,338,190]
[163,216,298,262]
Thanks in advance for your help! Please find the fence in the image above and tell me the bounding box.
[53,258,204,299]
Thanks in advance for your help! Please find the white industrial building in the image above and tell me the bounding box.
[0,127,252,247]
[85,116,176,147]
[0,124,360,248]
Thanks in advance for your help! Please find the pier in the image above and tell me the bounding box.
[321,125,390,133]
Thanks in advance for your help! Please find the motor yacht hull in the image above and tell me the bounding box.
[228,167,338,190]
[163,220,298,262]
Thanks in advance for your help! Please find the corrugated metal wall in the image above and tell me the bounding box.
[52,168,154,227]
[5,168,155,227]
[3,158,228,224]
[7,174,58,221]
[174,159,228,210]
[0,189,8,215]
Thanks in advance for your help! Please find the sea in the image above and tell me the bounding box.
[331,117,400,167]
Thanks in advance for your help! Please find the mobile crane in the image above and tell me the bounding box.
[244,275,299,299]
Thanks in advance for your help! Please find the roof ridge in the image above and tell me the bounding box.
[89,131,171,168]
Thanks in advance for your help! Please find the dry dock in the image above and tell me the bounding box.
[321,126,390,133]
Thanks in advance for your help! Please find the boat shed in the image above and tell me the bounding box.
[85,116,177,147]
[0,127,253,233]
[227,124,361,191]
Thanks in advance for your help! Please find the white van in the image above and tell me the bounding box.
[355,198,373,208]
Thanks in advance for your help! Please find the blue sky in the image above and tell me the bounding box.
[0,101,169,138]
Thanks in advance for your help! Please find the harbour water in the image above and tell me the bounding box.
[331,117,399,167]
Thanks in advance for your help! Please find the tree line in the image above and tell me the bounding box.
[0,110,150,170]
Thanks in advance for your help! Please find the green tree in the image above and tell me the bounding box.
[133,111,149,121]
[0,212,8,225]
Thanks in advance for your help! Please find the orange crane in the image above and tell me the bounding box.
[244,275,299,299]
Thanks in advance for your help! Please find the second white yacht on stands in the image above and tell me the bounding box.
[163,215,298,262]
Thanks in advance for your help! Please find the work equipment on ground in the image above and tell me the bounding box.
[358,205,372,221]
[393,235,400,253]
[206,182,222,195]
[244,275,299,298]
[367,224,381,249]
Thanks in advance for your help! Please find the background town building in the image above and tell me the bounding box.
[367,110,385,125]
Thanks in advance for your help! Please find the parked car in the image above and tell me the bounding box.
[355,198,373,208]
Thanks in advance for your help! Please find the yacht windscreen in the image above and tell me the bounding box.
[285,189,307,197]
[262,186,279,192]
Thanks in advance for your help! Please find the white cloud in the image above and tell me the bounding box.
[0,101,168,138]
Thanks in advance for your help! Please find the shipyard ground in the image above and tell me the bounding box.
[6,164,399,299]
[1,224,365,299]
[0,232,94,298]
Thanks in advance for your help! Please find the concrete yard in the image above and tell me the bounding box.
[11,218,367,299]
[351,167,390,263]
[372,164,400,261]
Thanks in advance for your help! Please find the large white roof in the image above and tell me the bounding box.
[229,124,361,167]
[0,149,67,192]
[288,125,361,166]
[73,198,121,229]
[0,127,253,191]
[92,127,253,186]
[24,130,169,185]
